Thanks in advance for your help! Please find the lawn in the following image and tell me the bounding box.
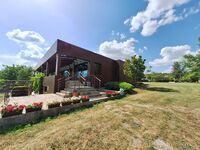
[0,82,199,149]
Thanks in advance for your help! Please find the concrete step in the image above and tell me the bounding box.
[60,90,100,95]
[56,92,101,98]
[56,92,70,98]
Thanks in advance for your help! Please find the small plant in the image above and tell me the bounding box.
[26,102,43,113]
[72,90,80,97]
[61,98,73,106]
[31,73,45,94]
[71,96,81,104]
[1,104,26,117]
[48,101,60,109]
[81,95,90,102]
[105,91,119,97]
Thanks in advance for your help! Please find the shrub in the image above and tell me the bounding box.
[119,82,134,93]
[104,82,134,93]
[31,73,45,94]
[0,79,5,90]
[104,82,120,90]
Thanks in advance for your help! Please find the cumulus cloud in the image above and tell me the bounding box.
[125,0,193,36]
[149,45,194,66]
[6,29,45,44]
[3,29,49,67]
[99,38,137,60]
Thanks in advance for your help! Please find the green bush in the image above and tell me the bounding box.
[104,82,120,90]
[104,82,134,93]
[31,73,45,94]
[119,82,134,93]
[0,79,5,90]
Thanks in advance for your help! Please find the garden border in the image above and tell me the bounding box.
[0,98,109,133]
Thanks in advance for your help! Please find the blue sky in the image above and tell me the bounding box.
[0,0,200,72]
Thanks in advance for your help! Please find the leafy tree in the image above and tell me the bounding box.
[123,55,146,83]
[0,65,33,80]
[31,73,45,93]
[172,62,185,82]
[146,73,173,82]
[183,53,200,82]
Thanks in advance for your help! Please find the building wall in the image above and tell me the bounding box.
[57,40,118,85]
[43,75,57,93]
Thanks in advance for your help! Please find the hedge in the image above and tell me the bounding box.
[104,82,134,93]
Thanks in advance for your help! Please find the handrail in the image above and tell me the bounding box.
[79,74,87,87]
[90,75,101,89]
[57,76,67,92]
[2,80,32,104]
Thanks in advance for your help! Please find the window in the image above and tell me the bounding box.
[94,63,101,75]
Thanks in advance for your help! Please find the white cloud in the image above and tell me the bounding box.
[6,29,45,44]
[99,38,137,60]
[111,31,126,40]
[139,46,148,54]
[126,0,191,36]
[149,45,193,66]
[2,29,49,67]
[183,6,200,18]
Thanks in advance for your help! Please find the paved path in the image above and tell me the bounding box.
[9,94,63,110]
[6,94,108,110]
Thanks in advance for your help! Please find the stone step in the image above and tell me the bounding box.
[56,92,101,98]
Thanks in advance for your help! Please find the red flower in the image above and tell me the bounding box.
[18,105,26,110]
[32,102,43,107]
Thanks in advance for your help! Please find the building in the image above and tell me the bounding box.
[35,39,130,93]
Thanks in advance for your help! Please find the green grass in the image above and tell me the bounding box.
[0,82,199,149]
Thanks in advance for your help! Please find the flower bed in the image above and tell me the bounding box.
[26,102,43,113]
[61,99,73,106]
[1,104,26,118]
[105,91,119,97]
[71,96,81,104]
[48,102,61,109]
[81,95,90,102]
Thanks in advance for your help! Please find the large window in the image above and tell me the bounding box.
[94,63,101,75]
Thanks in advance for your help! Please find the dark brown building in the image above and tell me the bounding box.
[35,39,129,93]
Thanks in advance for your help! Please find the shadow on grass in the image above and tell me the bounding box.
[136,83,179,93]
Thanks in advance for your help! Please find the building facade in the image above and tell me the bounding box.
[35,39,130,93]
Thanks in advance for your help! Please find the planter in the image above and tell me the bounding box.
[82,99,89,102]
[72,91,79,97]
[73,100,81,104]
[81,96,90,102]
[2,110,23,118]
[48,103,60,109]
[26,107,42,113]
[61,101,72,106]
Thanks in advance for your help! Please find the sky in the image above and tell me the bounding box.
[0,0,200,72]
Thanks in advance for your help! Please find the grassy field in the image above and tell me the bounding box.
[0,82,199,149]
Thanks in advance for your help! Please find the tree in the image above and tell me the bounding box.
[0,65,33,80]
[183,53,200,82]
[123,55,146,83]
[172,62,185,82]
